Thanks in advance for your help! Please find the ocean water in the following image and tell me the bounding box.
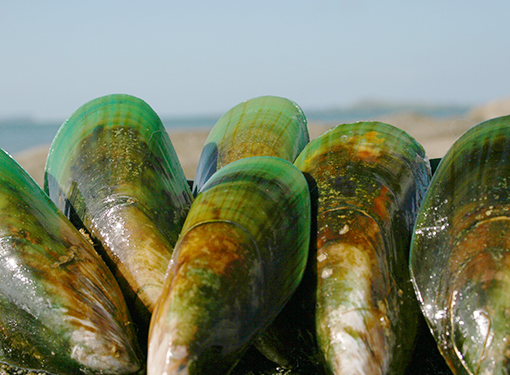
[0,102,470,156]
[0,115,221,156]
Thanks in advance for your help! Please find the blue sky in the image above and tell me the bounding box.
[2,1,509,120]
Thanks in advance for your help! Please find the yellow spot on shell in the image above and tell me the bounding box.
[355,131,384,161]
[339,225,350,235]
[318,253,328,263]
[322,268,333,279]
[176,223,249,276]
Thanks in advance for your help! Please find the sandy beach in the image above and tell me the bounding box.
[13,98,510,188]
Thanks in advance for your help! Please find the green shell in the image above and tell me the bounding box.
[0,149,143,374]
[294,122,431,374]
[192,96,309,193]
[148,156,311,375]
[410,115,510,374]
[44,94,193,332]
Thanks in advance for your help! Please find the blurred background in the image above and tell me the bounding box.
[2,0,510,155]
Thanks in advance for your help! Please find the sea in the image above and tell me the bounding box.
[0,102,470,156]
[0,115,220,156]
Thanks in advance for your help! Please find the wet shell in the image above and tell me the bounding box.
[192,95,309,194]
[410,115,510,374]
[294,122,431,374]
[0,149,143,374]
[148,156,311,375]
[44,94,193,331]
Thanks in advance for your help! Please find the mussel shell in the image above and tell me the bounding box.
[0,149,143,374]
[192,95,309,194]
[44,94,193,330]
[410,115,510,374]
[294,122,431,374]
[148,156,311,375]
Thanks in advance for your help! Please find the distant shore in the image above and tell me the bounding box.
[13,97,510,187]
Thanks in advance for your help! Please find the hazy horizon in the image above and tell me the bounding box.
[0,98,473,124]
[2,1,509,120]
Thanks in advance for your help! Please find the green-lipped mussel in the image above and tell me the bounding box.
[0,149,143,374]
[192,95,309,194]
[410,115,510,374]
[44,94,193,334]
[148,156,311,375]
[294,122,431,374]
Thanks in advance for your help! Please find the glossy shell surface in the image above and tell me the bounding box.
[0,149,143,375]
[294,122,431,374]
[44,94,193,328]
[192,95,309,193]
[148,156,311,375]
[410,115,510,374]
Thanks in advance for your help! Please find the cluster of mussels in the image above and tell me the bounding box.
[1,94,509,375]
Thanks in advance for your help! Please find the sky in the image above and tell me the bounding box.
[1,0,510,121]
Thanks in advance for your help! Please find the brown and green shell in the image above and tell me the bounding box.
[44,94,193,333]
[192,95,309,194]
[148,156,311,375]
[0,149,143,374]
[294,121,431,374]
[410,115,510,374]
